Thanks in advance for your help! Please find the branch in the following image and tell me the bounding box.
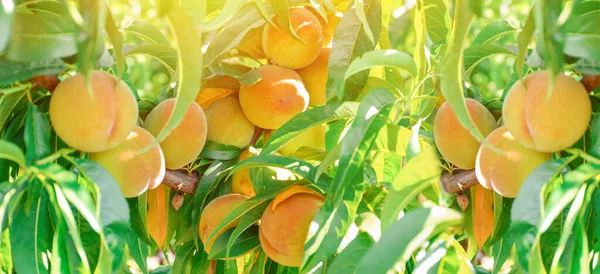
[581,75,600,93]
[440,169,479,194]
[161,169,200,194]
[32,75,60,92]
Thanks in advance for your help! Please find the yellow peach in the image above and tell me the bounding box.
[205,96,255,148]
[199,194,249,253]
[296,48,330,106]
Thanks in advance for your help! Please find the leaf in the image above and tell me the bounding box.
[75,0,106,83]
[0,140,26,167]
[590,115,600,159]
[356,207,463,273]
[439,0,487,146]
[472,185,494,248]
[380,146,440,230]
[533,0,564,83]
[262,102,359,155]
[122,20,169,45]
[327,232,375,274]
[194,87,234,109]
[105,6,125,76]
[232,154,317,183]
[126,230,150,274]
[203,5,265,66]
[7,1,77,61]
[0,0,13,52]
[125,44,177,74]
[269,0,303,42]
[200,140,242,160]
[0,229,12,273]
[10,190,52,274]
[254,0,276,28]
[326,0,382,102]
[147,185,169,249]
[208,226,260,259]
[423,0,449,45]
[199,0,247,32]
[472,20,519,45]
[354,0,375,43]
[0,59,66,85]
[464,44,516,74]
[144,6,204,151]
[226,200,269,257]
[516,9,535,76]
[344,49,417,81]
[563,12,600,60]
[24,103,51,165]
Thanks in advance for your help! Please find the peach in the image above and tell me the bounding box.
[503,70,591,152]
[143,99,207,169]
[296,48,330,106]
[259,185,325,266]
[199,194,249,253]
[89,126,165,198]
[204,97,255,148]
[237,26,266,60]
[203,75,241,92]
[475,126,552,198]
[239,65,309,129]
[433,99,497,169]
[231,148,257,197]
[49,70,138,152]
[270,126,326,157]
[195,88,235,109]
[263,7,323,69]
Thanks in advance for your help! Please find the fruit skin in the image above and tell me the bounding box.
[296,48,330,106]
[143,98,208,169]
[205,97,255,148]
[322,13,342,46]
[475,126,552,198]
[503,70,591,152]
[237,26,266,59]
[203,75,241,92]
[266,126,326,157]
[239,65,309,129]
[195,88,235,109]
[231,148,257,197]
[147,185,169,249]
[433,99,497,170]
[199,194,249,253]
[472,185,494,249]
[259,186,325,267]
[263,7,323,69]
[49,70,138,152]
[89,126,165,198]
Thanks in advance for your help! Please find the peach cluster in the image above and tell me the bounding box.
[433,70,591,198]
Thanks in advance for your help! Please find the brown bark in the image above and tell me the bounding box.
[581,75,600,93]
[32,75,60,92]
[161,169,200,194]
[441,169,479,194]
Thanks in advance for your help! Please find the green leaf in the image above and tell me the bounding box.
[344,49,417,80]
[422,0,450,45]
[122,20,169,45]
[231,154,317,183]
[262,102,359,155]
[125,44,177,74]
[226,201,269,257]
[126,227,150,274]
[326,0,382,102]
[464,44,516,74]
[7,1,77,61]
[200,140,243,160]
[563,12,600,60]
[269,0,303,43]
[10,190,52,274]
[24,103,51,165]
[254,0,277,28]
[146,6,204,151]
[75,0,106,83]
[105,6,125,76]
[209,226,260,259]
[327,232,375,274]
[354,0,375,43]
[472,20,519,45]
[204,4,265,66]
[0,229,12,273]
[356,207,463,273]
[172,242,194,274]
[533,0,564,83]
[0,0,13,52]
[0,139,26,167]
[516,9,535,76]
[0,59,66,85]
[200,0,247,32]
[380,146,440,230]
[590,115,600,159]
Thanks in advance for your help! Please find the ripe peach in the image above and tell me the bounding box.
[237,26,266,60]
[433,99,497,169]
[475,126,552,198]
[296,48,330,106]
[89,126,165,198]
[143,99,208,169]
[503,70,591,152]
[271,126,326,157]
[195,88,235,109]
[231,148,257,197]
[199,194,249,253]
[263,7,323,69]
[49,70,138,152]
[239,65,309,129]
[259,186,325,266]
[204,97,255,148]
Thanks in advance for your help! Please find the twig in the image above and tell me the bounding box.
[581,75,600,93]
[250,127,264,146]
[440,169,479,194]
[32,75,60,92]
[161,169,200,194]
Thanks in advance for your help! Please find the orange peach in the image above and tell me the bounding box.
[49,70,138,152]
[503,70,591,152]
[204,97,255,148]
[143,99,208,169]
[475,126,552,198]
[263,7,323,69]
[199,194,249,253]
[89,126,165,198]
[231,148,257,197]
[276,126,326,157]
[259,186,325,266]
[433,99,497,169]
[296,48,330,106]
[239,65,309,129]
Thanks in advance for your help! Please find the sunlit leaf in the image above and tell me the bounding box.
[105,6,125,76]
[122,20,169,45]
[0,59,66,86]
[0,140,26,167]
[0,0,13,52]
[125,44,177,74]
[200,0,247,32]
[563,12,600,60]
[464,44,516,74]
[472,20,519,45]
[516,9,535,76]
[327,232,375,274]
[344,49,417,80]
